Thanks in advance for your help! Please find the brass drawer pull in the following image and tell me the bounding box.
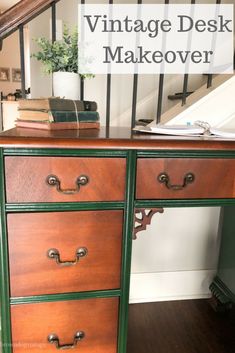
[158,172,195,191]
[47,247,88,266]
[48,331,85,349]
[46,174,89,195]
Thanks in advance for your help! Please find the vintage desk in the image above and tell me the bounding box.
[0,127,234,353]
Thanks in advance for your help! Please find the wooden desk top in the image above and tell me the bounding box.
[0,127,235,151]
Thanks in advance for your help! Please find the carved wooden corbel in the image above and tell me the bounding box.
[133,208,164,239]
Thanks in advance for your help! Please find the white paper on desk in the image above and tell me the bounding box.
[133,124,204,136]
[209,127,235,138]
[134,123,235,139]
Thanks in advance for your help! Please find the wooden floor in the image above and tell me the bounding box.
[127,299,235,353]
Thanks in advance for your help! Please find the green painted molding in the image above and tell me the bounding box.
[118,150,137,353]
[6,148,235,158]
[11,289,121,305]
[6,201,125,213]
[137,150,235,158]
[7,200,235,213]
[135,199,235,208]
[3,148,128,157]
[0,149,12,353]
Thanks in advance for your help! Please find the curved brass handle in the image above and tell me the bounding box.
[48,331,85,350]
[158,172,195,190]
[47,247,88,267]
[46,174,89,195]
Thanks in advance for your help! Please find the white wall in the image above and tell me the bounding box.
[0,32,21,96]
[29,9,52,98]
[130,207,221,303]
[29,0,79,98]
[28,0,207,123]
[27,0,223,303]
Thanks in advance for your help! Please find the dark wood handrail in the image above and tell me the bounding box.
[0,0,60,40]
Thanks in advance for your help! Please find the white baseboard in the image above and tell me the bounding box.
[129,270,216,304]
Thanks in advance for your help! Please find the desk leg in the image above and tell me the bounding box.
[210,206,235,312]
[118,150,137,353]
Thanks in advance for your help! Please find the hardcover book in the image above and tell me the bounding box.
[18,98,97,112]
[15,120,100,130]
[18,110,100,123]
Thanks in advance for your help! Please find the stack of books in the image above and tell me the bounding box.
[16,98,100,130]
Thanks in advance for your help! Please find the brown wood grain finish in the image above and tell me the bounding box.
[5,156,126,202]
[0,0,61,40]
[136,158,235,199]
[8,211,123,296]
[11,297,119,353]
[1,127,235,150]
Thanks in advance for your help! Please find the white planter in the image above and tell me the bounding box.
[53,72,80,100]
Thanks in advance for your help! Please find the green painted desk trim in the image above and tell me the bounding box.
[1,130,235,353]
[6,201,125,213]
[3,148,128,157]
[0,149,12,351]
[10,289,121,305]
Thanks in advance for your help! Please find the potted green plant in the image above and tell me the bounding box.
[32,24,90,100]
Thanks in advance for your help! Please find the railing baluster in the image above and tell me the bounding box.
[19,25,26,99]
[80,77,84,101]
[51,1,56,43]
[131,0,142,129]
[207,74,213,89]
[80,0,85,100]
[207,0,221,88]
[51,2,56,96]
[156,74,164,123]
[106,73,111,128]
[181,0,195,106]
[181,75,189,106]
[156,0,169,123]
[131,74,139,129]
[106,0,113,129]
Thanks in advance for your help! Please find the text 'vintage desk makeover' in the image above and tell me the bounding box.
[0,127,234,353]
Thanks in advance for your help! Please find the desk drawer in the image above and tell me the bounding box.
[11,297,118,353]
[5,156,126,202]
[8,211,123,297]
[136,158,235,199]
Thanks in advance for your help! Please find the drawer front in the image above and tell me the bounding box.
[8,211,123,297]
[11,297,118,353]
[136,158,235,199]
[5,156,126,202]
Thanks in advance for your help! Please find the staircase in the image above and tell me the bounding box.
[0,0,60,107]
[0,0,60,40]
[161,73,235,128]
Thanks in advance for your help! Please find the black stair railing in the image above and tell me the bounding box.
[105,0,113,130]
[19,24,26,98]
[207,0,222,89]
